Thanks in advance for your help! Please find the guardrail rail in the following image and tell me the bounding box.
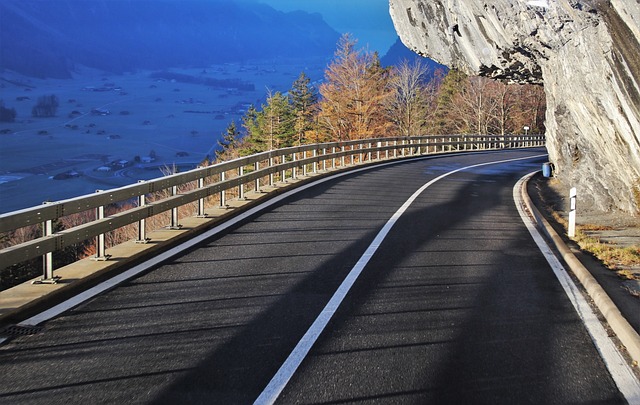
[0,134,545,283]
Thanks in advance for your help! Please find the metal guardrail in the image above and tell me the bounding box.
[0,134,544,281]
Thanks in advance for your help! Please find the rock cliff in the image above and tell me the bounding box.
[390,0,640,214]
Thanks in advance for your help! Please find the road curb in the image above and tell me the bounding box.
[522,173,640,365]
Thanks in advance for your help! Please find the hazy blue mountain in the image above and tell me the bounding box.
[381,37,448,76]
[0,0,340,78]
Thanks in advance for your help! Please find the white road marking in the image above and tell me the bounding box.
[17,152,538,327]
[254,154,546,405]
[514,172,640,404]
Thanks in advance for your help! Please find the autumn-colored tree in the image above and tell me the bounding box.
[318,34,391,141]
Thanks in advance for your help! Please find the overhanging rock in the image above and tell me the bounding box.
[390,0,640,214]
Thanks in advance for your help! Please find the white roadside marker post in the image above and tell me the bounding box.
[568,187,577,238]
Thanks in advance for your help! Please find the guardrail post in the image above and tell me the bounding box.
[292,153,298,179]
[136,181,150,243]
[42,216,53,279]
[281,155,287,182]
[322,148,327,171]
[93,190,111,261]
[341,145,345,167]
[303,151,308,176]
[168,185,182,229]
[220,171,227,208]
[255,161,262,192]
[33,201,60,284]
[313,149,318,174]
[269,157,275,186]
[332,146,336,168]
[197,177,208,217]
[239,166,246,199]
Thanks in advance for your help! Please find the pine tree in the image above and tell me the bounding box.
[240,105,267,155]
[242,91,294,152]
[216,121,241,159]
[289,72,318,145]
[263,91,295,149]
[433,69,467,134]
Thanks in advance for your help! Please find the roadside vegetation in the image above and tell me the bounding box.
[214,34,545,161]
[546,201,640,297]
[1,33,547,290]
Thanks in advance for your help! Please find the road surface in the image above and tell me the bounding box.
[0,149,631,404]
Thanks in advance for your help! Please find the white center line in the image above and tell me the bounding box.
[254,154,545,405]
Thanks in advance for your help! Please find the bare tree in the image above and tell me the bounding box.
[385,59,430,136]
[451,76,499,135]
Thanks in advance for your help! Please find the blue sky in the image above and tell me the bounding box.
[245,0,398,53]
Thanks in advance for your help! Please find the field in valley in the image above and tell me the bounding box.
[0,61,325,213]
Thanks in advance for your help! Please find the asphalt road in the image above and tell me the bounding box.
[0,149,628,404]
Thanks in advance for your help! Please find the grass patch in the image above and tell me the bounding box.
[544,205,639,270]
[571,229,640,270]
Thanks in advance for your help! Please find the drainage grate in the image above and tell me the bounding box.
[3,324,43,337]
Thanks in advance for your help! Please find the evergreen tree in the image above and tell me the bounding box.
[242,92,294,153]
[264,91,295,148]
[289,72,318,145]
[433,69,467,134]
[240,105,265,155]
[216,121,241,159]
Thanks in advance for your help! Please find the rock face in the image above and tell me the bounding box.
[390,0,640,214]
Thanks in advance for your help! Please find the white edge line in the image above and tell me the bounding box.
[254,154,547,405]
[19,153,462,326]
[19,151,540,327]
[514,172,640,403]
[18,162,387,326]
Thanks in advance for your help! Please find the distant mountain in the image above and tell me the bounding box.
[381,37,448,76]
[0,0,341,78]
